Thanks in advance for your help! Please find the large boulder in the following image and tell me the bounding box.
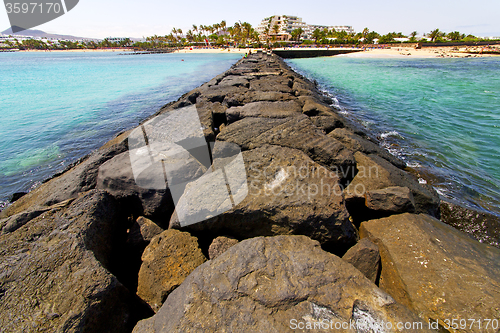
[225,100,302,123]
[360,213,500,331]
[137,229,206,313]
[132,236,430,333]
[224,90,297,106]
[345,152,440,218]
[218,116,356,178]
[170,144,356,251]
[96,148,206,225]
[96,151,174,223]
[208,235,239,260]
[329,128,406,169]
[249,75,293,93]
[0,190,150,332]
[127,216,164,248]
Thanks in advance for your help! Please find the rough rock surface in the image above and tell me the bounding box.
[0,190,149,332]
[137,229,207,313]
[360,213,500,331]
[345,152,440,218]
[329,128,406,169]
[132,236,430,333]
[226,100,302,123]
[127,216,164,248]
[218,115,356,178]
[171,144,356,251]
[342,238,381,283]
[365,186,416,214]
[208,236,239,259]
[96,150,206,225]
[440,200,500,248]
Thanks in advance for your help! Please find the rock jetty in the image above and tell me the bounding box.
[1,52,499,332]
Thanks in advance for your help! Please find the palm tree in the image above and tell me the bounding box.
[312,28,323,44]
[291,28,303,42]
[429,29,441,42]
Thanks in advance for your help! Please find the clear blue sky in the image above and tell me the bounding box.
[1,0,499,39]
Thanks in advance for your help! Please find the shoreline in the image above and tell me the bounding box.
[8,45,499,58]
[0,51,499,331]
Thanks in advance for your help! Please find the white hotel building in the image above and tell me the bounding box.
[256,15,354,41]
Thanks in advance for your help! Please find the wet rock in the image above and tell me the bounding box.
[225,100,302,123]
[365,186,416,214]
[217,75,250,88]
[137,229,206,312]
[132,236,429,333]
[329,128,406,169]
[170,145,356,251]
[345,152,440,218]
[0,190,150,332]
[342,238,381,283]
[360,213,500,331]
[208,236,239,259]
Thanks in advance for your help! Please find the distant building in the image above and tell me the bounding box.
[256,15,353,41]
[106,37,130,43]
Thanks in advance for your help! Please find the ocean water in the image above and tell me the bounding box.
[0,51,241,208]
[288,56,500,216]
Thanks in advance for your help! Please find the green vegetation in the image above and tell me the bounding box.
[1,23,498,51]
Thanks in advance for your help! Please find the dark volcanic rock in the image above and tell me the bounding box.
[137,229,206,312]
[329,128,406,169]
[249,75,293,93]
[310,115,346,133]
[360,213,500,331]
[171,144,356,250]
[217,75,250,88]
[132,236,430,333]
[440,200,500,248]
[345,152,440,218]
[224,90,296,106]
[96,151,174,222]
[218,116,356,177]
[342,238,381,283]
[96,149,206,225]
[0,190,150,332]
[127,216,164,248]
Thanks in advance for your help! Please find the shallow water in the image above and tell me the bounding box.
[288,56,500,216]
[0,51,241,208]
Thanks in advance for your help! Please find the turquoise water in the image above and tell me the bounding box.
[0,51,240,207]
[288,56,500,216]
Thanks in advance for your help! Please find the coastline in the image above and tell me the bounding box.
[12,45,500,58]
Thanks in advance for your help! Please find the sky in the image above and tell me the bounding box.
[1,0,499,39]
